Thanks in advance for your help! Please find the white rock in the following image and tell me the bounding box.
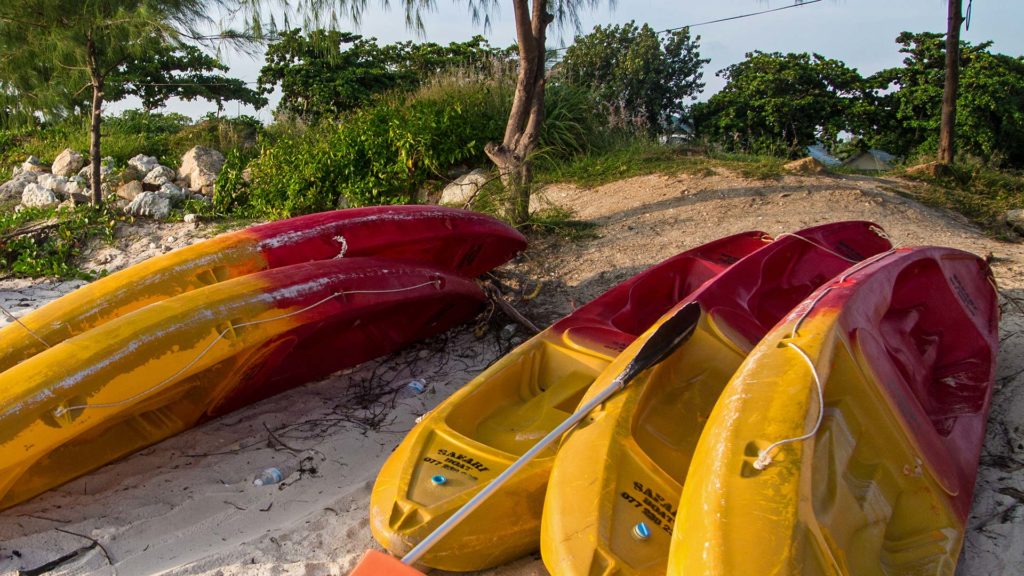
[178,146,225,191]
[128,154,160,175]
[159,182,185,201]
[65,176,88,197]
[0,172,38,202]
[144,165,176,187]
[51,149,85,177]
[124,191,171,219]
[21,183,59,207]
[78,162,112,183]
[440,169,490,205]
[21,156,48,173]
[1007,209,1024,234]
[183,213,199,224]
[12,166,23,178]
[37,173,68,195]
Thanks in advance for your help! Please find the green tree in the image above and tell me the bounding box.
[869,31,1024,167]
[246,0,604,225]
[258,29,403,121]
[257,30,511,123]
[691,51,866,157]
[0,0,245,205]
[558,21,707,130]
[110,41,267,113]
[956,51,1024,167]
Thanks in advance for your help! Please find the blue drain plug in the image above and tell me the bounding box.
[632,521,651,541]
[431,474,448,486]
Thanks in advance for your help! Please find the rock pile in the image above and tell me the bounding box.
[0,146,226,220]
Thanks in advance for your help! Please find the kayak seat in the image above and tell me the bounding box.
[607,259,721,336]
[446,343,607,457]
[877,258,993,438]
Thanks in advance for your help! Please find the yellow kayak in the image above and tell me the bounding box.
[0,259,485,510]
[0,206,525,374]
[669,247,998,575]
[368,232,771,571]
[541,221,893,576]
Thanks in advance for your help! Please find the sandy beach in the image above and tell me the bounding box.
[1,170,1022,575]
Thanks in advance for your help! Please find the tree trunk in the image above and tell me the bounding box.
[484,0,551,226]
[937,0,963,166]
[87,32,104,207]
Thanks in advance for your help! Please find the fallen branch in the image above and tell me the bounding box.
[483,281,540,334]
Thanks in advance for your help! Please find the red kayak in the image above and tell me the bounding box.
[0,258,487,509]
[368,231,772,570]
[670,246,999,575]
[0,206,526,374]
[541,220,894,575]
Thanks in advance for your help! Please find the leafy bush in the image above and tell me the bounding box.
[237,78,510,216]
[1,111,262,173]
[0,206,119,278]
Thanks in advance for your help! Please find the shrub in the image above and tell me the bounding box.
[238,78,511,217]
[0,206,119,279]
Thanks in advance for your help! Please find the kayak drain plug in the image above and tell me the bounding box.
[632,521,651,541]
[431,474,447,486]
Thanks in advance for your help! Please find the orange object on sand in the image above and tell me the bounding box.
[350,550,424,576]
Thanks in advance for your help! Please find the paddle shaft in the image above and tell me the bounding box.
[401,302,701,566]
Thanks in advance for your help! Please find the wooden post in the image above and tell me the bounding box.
[937,0,963,166]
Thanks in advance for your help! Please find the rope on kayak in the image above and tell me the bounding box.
[0,303,51,349]
[773,233,859,263]
[790,248,900,338]
[52,280,442,418]
[333,235,348,258]
[753,341,824,471]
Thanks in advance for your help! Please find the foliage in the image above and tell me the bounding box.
[690,51,866,157]
[870,32,1024,168]
[258,29,513,122]
[0,206,120,279]
[523,206,599,241]
[536,135,785,188]
[230,71,600,218]
[238,79,510,216]
[558,21,707,130]
[899,161,1024,234]
[108,40,266,113]
[0,111,262,170]
[0,0,251,204]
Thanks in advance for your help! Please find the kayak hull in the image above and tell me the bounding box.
[669,247,998,575]
[0,206,525,373]
[541,221,894,576]
[368,232,772,571]
[0,259,486,510]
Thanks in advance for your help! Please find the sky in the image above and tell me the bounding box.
[119,0,1024,121]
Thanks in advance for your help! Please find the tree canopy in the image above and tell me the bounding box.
[690,51,866,157]
[558,21,707,131]
[0,0,252,203]
[257,30,512,122]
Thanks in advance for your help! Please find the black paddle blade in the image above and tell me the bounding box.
[620,301,701,384]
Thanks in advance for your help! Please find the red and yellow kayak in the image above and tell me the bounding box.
[368,232,772,571]
[0,259,486,510]
[0,206,525,373]
[540,221,893,576]
[669,247,998,575]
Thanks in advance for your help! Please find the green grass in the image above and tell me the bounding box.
[523,206,600,241]
[898,163,1024,236]
[534,140,786,188]
[0,205,121,279]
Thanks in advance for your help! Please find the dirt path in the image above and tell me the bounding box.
[0,170,1021,575]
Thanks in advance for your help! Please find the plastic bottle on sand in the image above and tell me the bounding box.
[253,461,297,486]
